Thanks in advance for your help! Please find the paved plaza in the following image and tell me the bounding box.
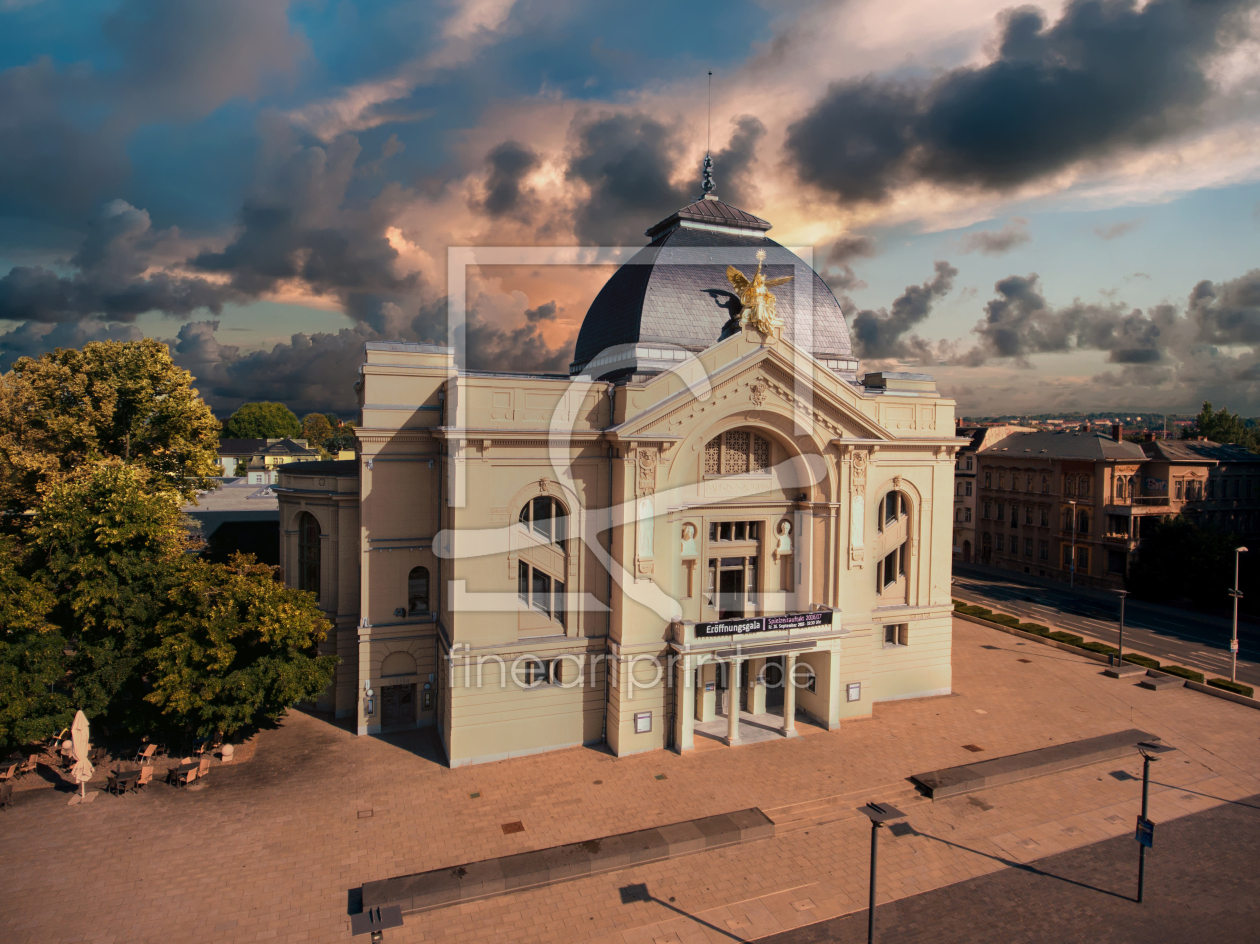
[3,617,1259,944]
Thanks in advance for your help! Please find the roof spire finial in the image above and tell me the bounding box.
[702,70,716,199]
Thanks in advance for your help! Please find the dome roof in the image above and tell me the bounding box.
[570,197,857,381]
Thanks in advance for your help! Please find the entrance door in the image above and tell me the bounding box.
[718,566,745,619]
[763,656,785,708]
[382,684,416,727]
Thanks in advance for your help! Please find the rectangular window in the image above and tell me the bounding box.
[1175,480,1184,499]
[706,559,717,607]
[1042,476,1049,493]
[532,569,551,616]
[966,458,973,470]
[1078,547,1090,571]
[1024,537,1033,556]
[999,473,1006,489]
[983,501,991,518]
[965,482,973,497]
[1039,540,1049,560]
[883,624,908,647]
[518,560,529,604]
[996,534,1005,552]
[984,471,992,487]
[1040,507,1049,526]
[898,542,906,576]
[554,580,565,629]
[996,502,1004,520]
[964,507,972,523]
[885,549,898,586]
[531,495,553,542]
[1025,506,1033,524]
[875,559,883,593]
[1063,546,1073,568]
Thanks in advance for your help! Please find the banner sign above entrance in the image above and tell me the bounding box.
[695,610,832,638]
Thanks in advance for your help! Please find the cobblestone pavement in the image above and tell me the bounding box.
[756,790,1260,944]
[2,617,1259,944]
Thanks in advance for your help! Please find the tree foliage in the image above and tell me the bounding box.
[0,462,337,750]
[0,339,220,513]
[300,413,334,450]
[0,536,68,747]
[222,402,301,440]
[146,555,335,737]
[1185,401,1260,452]
[1128,516,1244,609]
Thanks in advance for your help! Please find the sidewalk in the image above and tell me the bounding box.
[2,617,1258,944]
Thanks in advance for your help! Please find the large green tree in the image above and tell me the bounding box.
[0,339,220,513]
[146,555,336,737]
[300,413,334,450]
[1128,516,1240,608]
[1185,401,1259,451]
[222,402,301,440]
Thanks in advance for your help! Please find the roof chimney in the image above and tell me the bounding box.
[1111,424,1122,442]
[1143,431,1155,442]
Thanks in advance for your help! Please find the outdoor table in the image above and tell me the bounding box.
[168,763,198,786]
[108,769,140,795]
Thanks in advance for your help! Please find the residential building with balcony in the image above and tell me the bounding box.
[954,425,1034,564]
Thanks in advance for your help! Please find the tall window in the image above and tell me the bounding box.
[705,430,771,475]
[879,491,906,529]
[408,566,430,616]
[298,512,321,601]
[519,496,566,544]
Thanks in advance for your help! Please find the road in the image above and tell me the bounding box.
[950,568,1259,689]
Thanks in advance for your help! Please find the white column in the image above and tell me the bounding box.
[782,652,798,737]
[725,657,742,746]
[674,654,695,754]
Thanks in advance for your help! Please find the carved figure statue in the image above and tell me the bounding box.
[772,519,793,561]
[726,249,793,334]
[680,522,698,558]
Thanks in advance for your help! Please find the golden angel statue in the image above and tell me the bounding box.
[725,249,793,334]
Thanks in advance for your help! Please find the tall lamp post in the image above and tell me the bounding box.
[1134,740,1176,903]
[858,802,907,944]
[1111,589,1129,667]
[1230,547,1247,683]
[1067,498,1079,589]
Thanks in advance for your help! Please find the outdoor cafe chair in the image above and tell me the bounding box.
[0,762,17,782]
[0,782,12,812]
[197,756,211,778]
[174,767,197,788]
[136,766,154,791]
[134,744,157,765]
[18,755,37,777]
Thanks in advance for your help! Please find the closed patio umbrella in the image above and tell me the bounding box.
[69,710,94,804]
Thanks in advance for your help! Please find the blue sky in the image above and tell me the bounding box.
[2,0,1259,417]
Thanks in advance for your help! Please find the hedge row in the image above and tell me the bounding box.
[1157,665,1205,684]
[954,601,1256,701]
[1208,678,1255,698]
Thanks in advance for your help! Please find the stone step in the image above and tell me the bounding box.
[1139,675,1184,691]
[910,728,1160,799]
[765,781,923,831]
[358,808,774,915]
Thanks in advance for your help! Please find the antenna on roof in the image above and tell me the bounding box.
[701,71,716,199]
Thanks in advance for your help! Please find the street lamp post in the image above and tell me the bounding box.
[858,802,907,944]
[1112,589,1129,667]
[1230,547,1247,683]
[1134,740,1176,903]
[1067,499,1079,589]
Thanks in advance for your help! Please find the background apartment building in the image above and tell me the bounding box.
[976,426,1260,589]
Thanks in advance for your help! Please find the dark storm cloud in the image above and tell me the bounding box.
[820,233,877,300]
[949,272,1174,365]
[567,112,766,244]
[480,141,541,218]
[0,200,242,325]
[851,260,957,360]
[1189,269,1260,344]
[786,0,1252,202]
[0,320,146,372]
[191,131,422,333]
[960,218,1031,255]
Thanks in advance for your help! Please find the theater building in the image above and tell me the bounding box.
[277,194,962,767]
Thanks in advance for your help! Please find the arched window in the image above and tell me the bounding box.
[408,567,430,616]
[517,497,568,628]
[878,490,906,530]
[704,430,771,475]
[519,495,567,544]
[298,512,321,601]
[1078,511,1090,534]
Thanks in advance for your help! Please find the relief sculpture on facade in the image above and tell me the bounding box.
[849,449,868,568]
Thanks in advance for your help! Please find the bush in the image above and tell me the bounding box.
[953,600,965,609]
[1080,641,1119,655]
[1123,654,1161,670]
[1018,623,1051,636]
[956,605,991,617]
[1157,665,1204,684]
[1048,631,1084,646]
[985,613,1021,626]
[1208,678,1255,698]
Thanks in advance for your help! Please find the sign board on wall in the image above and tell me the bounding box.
[695,610,833,638]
